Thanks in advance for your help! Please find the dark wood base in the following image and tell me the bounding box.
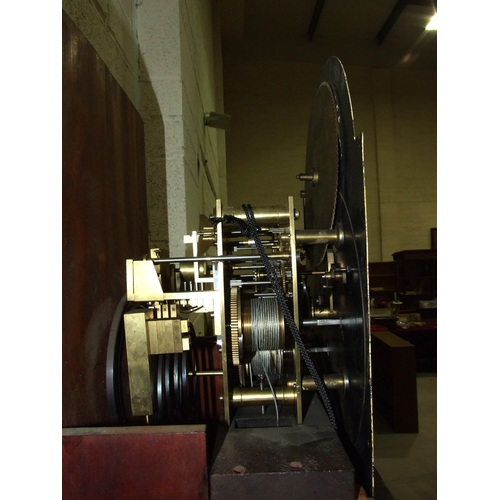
[62,425,208,500]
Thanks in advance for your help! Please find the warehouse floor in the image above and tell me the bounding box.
[374,373,437,499]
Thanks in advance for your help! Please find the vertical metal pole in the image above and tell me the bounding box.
[215,199,231,424]
[288,196,303,424]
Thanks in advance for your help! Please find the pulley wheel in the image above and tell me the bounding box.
[156,354,164,423]
[303,56,373,496]
[303,82,340,266]
[106,295,149,424]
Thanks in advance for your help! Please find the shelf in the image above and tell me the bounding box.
[392,250,437,312]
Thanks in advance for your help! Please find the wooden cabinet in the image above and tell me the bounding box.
[392,250,437,314]
[369,261,399,313]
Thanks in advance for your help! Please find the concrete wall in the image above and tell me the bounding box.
[62,0,140,107]
[179,0,227,246]
[376,69,437,259]
[222,49,436,262]
[63,0,227,257]
[62,0,435,263]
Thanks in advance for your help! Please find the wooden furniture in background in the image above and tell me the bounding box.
[369,261,399,311]
[371,326,419,433]
[392,250,437,314]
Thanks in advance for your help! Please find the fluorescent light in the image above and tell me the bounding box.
[425,13,437,30]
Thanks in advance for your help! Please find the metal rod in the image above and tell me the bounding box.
[301,318,341,327]
[232,265,265,270]
[153,253,290,264]
[228,205,297,224]
[295,229,341,246]
[187,370,223,376]
[301,374,345,391]
[232,386,297,407]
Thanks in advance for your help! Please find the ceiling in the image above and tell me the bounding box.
[220,0,437,71]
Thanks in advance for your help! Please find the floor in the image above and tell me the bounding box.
[374,373,437,500]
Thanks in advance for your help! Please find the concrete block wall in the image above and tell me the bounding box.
[222,51,436,262]
[137,0,183,255]
[62,0,435,263]
[354,66,436,261]
[379,69,437,258]
[62,0,140,108]
[179,0,227,243]
[63,0,227,258]
[138,0,226,257]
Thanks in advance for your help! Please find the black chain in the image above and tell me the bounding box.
[240,204,338,429]
[209,214,258,238]
[210,206,338,428]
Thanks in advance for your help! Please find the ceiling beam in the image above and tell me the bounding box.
[375,0,408,46]
[376,0,437,46]
[408,0,437,6]
[307,0,326,41]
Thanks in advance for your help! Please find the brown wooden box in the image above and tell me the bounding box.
[371,329,419,433]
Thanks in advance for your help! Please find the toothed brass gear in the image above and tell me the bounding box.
[230,287,242,366]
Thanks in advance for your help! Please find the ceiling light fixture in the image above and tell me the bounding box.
[425,13,437,31]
